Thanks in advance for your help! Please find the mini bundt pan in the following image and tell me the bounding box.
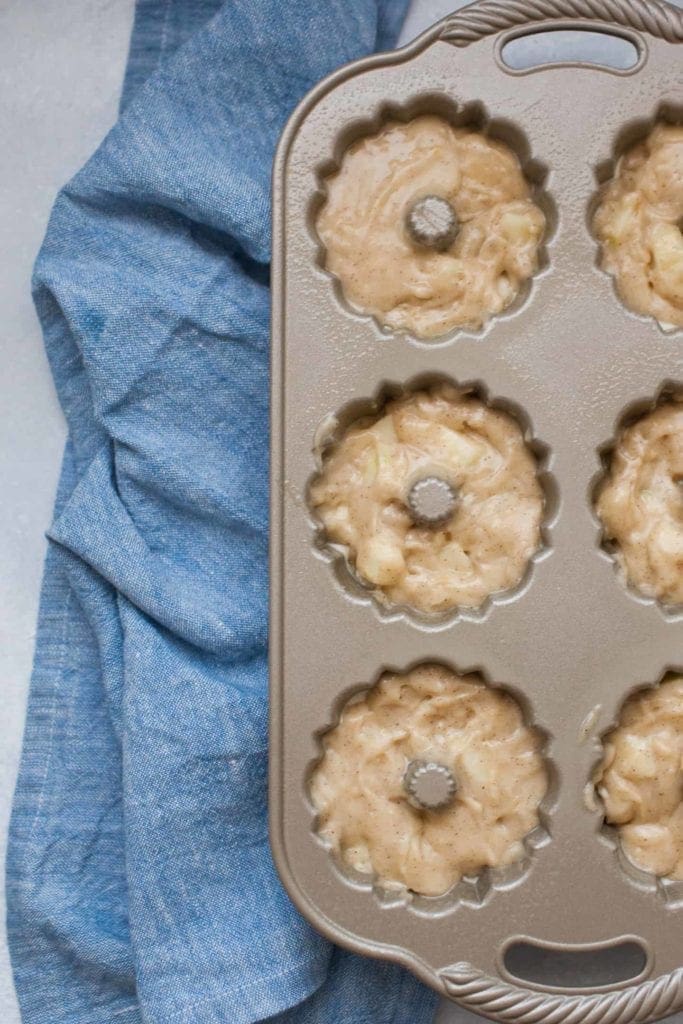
[271,0,683,1019]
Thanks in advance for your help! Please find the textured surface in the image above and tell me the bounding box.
[440,962,683,1024]
[438,0,683,44]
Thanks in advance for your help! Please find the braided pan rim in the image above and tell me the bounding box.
[440,0,683,46]
[441,963,683,1024]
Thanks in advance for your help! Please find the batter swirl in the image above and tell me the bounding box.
[316,115,546,339]
[310,384,544,615]
[310,664,548,897]
[594,124,683,329]
[596,400,683,605]
[595,676,683,881]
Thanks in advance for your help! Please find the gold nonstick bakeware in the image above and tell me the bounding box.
[270,1,683,1019]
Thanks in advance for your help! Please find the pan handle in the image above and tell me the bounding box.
[439,0,683,47]
[440,961,683,1024]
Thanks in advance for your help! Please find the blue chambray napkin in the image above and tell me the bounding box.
[6,2,438,1022]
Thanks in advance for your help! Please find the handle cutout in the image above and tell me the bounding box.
[503,939,648,990]
[500,29,640,72]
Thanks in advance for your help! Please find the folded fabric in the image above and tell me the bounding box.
[6,1,437,1022]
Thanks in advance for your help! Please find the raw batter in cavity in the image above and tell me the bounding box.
[316,115,546,339]
[310,664,547,897]
[595,676,683,880]
[309,384,544,615]
[594,124,683,328]
[596,400,683,605]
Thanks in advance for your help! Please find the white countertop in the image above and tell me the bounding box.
[0,3,135,1020]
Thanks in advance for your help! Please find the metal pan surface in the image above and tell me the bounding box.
[270,2,683,1019]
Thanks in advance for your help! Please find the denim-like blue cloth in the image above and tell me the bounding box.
[6,2,438,1022]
